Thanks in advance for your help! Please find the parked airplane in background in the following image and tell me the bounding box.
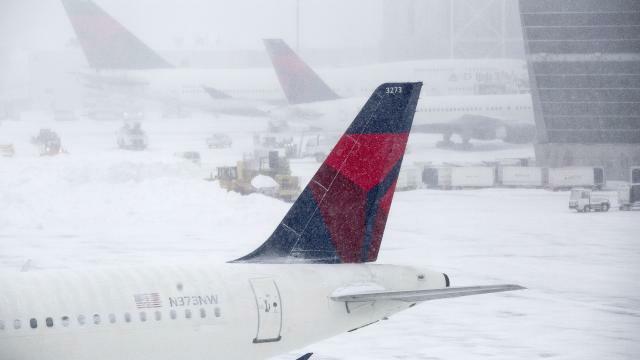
[61,0,282,117]
[0,83,523,359]
[61,0,530,125]
[265,39,536,148]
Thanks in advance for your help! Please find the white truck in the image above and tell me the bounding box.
[569,188,610,212]
[499,166,544,188]
[548,167,605,191]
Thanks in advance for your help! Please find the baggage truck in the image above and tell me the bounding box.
[547,167,604,191]
[499,166,544,187]
[451,166,495,188]
[569,188,610,212]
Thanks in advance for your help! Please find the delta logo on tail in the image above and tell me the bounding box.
[61,0,173,70]
[264,39,340,105]
[236,83,419,263]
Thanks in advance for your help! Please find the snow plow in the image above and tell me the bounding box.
[215,150,301,202]
[117,122,147,150]
[31,129,64,156]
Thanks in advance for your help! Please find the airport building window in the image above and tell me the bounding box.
[93,314,101,325]
[155,311,162,321]
[200,308,206,319]
[61,316,70,327]
[124,313,132,323]
[170,309,177,320]
[46,317,54,328]
[30,318,37,329]
[185,309,192,319]
[108,313,116,324]
[139,312,147,322]
[0,320,4,330]
[14,319,21,330]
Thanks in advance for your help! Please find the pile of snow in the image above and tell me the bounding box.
[251,174,279,189]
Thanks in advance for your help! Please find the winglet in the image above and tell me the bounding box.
[233,82,422,264]
[264,39,340,104]
[61,0,173,70]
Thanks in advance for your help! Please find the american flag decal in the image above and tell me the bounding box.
[134,293,162,309]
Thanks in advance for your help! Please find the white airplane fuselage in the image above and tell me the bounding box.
[0,263,446,360]
[79,58,528,115]
[270,93,534,132]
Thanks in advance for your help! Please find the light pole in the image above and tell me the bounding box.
[295,0,300,51]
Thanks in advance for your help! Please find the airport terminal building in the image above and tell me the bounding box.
[519,0,640,180]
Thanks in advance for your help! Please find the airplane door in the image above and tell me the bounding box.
[249,278,282,343]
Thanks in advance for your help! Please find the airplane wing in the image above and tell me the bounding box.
[331,285,525,303]
[202,86,232,100]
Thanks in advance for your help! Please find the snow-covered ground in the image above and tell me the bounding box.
[0,115,638,359]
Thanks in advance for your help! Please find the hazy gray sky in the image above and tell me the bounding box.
[2,0,383,52]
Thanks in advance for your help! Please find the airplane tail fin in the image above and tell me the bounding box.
[264,39,340,104]
[234,82,422,264]
[60,0,173,70]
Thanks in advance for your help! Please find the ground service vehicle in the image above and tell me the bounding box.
[569,188,610,212]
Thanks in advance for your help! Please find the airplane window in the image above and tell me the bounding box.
[200,308,206,319]
[124,313,132,323]
[46,317,54,328]
[139,312,147,322]
[185,309,192,319]
[170,309,177,320]
[108,314,116,324]
[214,307,221,318]
[93,314,101,325]
[155,311,162,321]
[30,318,37,329]
[77,315,86,326]
[0,320,4,330]
[61,316,70,327]
[14,319,21,330]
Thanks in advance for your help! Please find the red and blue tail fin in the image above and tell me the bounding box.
[264,39,340,105]
[60,0,173,70]
[234,82,422,264]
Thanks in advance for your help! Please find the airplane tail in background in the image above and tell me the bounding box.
[234,82,422,264]
[61,0,173,70]
[264,39,341,105]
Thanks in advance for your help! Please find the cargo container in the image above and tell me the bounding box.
[396,166,421,191]
[547,167,604,191]
[499,166,544,187]
[422,166,495,189]
[618,184,640,211]
[631,167,640,185]
[422,166,452,189]
[451,167,495,188]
